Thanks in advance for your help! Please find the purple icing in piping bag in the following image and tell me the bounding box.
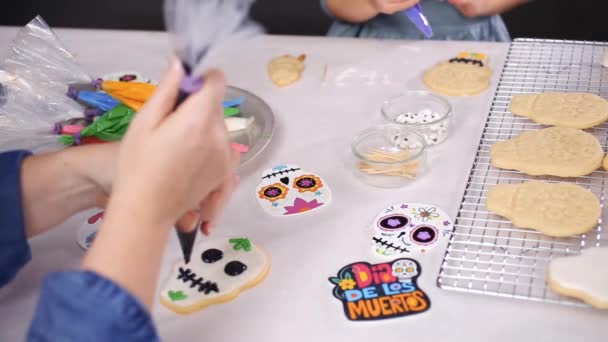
[92,79,103,89]
[403,4,433,38]
[72,132,82,145]
[179,74,204,94]
[51,123,62,135]
[84,108,103,118]
[66,86,79,100]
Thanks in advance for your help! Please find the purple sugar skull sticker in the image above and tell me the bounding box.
[371,203,453,256]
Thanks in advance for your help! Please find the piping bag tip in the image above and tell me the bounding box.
[177,230,197,264]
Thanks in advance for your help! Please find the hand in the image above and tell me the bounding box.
[109,58,237,229]
[448,0,487,17]
[448,0,525,17]
[370,0,419,15]
[82,59,239,309]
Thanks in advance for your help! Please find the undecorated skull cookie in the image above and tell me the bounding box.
[160,237,269,314]
[509,92,608,129]
[268,54,306,87]
[371,203,453,257]
[490,126,603,177]
[256,164,332,216]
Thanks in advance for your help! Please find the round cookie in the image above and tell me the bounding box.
[490,126,603,177]
[486,181,600,237]
[509,92,608,129]
[547,247,608,309]
[160,237,269,314]
[423,60,492,96]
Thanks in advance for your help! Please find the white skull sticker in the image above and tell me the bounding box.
[160,237,269,314]
[76,209,104,250]
[392,259,419,282]
[256,164,332,216]
[372,203,453,257]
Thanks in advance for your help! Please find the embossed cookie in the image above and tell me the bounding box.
[268,54,306,87]
[423,53,492,96]
[486,181,600,237]
[490,126,603,177]
[547,247,608,309]
[510,92,608,129]
[160,237,269,314]
[603,154,608,171]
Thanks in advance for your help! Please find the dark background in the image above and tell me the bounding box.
[0,0,606,41]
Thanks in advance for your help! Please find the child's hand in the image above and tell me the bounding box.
[448,0,525,17]
[448,0,487,17]
[371,0,420,15]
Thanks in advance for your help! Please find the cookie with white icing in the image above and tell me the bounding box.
[547,247,608,309]
[160,237,269,314]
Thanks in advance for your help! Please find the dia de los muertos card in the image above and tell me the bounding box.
[371,203,453,257]
[329,258,430,321]
[256,164,332,216]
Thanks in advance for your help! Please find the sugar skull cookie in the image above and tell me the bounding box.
[256,164,332,216]
[423,52,492,96]
[372,203,453,257]
[160,237,269,314]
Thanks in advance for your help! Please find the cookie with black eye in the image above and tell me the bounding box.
[161,237,269,314]
[202,249,223,263]
[225,261,248,276]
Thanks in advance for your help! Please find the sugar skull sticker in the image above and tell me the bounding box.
[372,203,453,257]
[160,237,269,314]
[329,258,430,321]
[76,209,104,250]
[101,71,153,84]
[256,164,332,216]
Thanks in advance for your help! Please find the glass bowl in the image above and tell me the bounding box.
[351,125,427,188]
[381,91,452,146]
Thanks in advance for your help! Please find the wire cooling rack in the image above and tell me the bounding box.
[437,38,608,307]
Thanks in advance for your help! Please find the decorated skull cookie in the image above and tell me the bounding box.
[160,237,269,314]
[256,164,332,216]
[372,203,453,257]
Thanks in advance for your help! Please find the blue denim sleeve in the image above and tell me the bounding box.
[28,271,159,342]
[0,150,32,288]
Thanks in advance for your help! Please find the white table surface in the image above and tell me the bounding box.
[0,27,606,341]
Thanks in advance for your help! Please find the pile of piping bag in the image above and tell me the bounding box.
[0,16,93,153]
[79,78,246,117]
[58,104,134,146]
[62,82,251,145]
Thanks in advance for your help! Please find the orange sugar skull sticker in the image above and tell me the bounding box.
[256,164,332,216]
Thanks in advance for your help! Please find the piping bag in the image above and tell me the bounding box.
[164,0,262,264]
[403,4,433,38]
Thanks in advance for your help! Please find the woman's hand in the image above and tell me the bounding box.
[83,58,238,308]
[108,58,236,229]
